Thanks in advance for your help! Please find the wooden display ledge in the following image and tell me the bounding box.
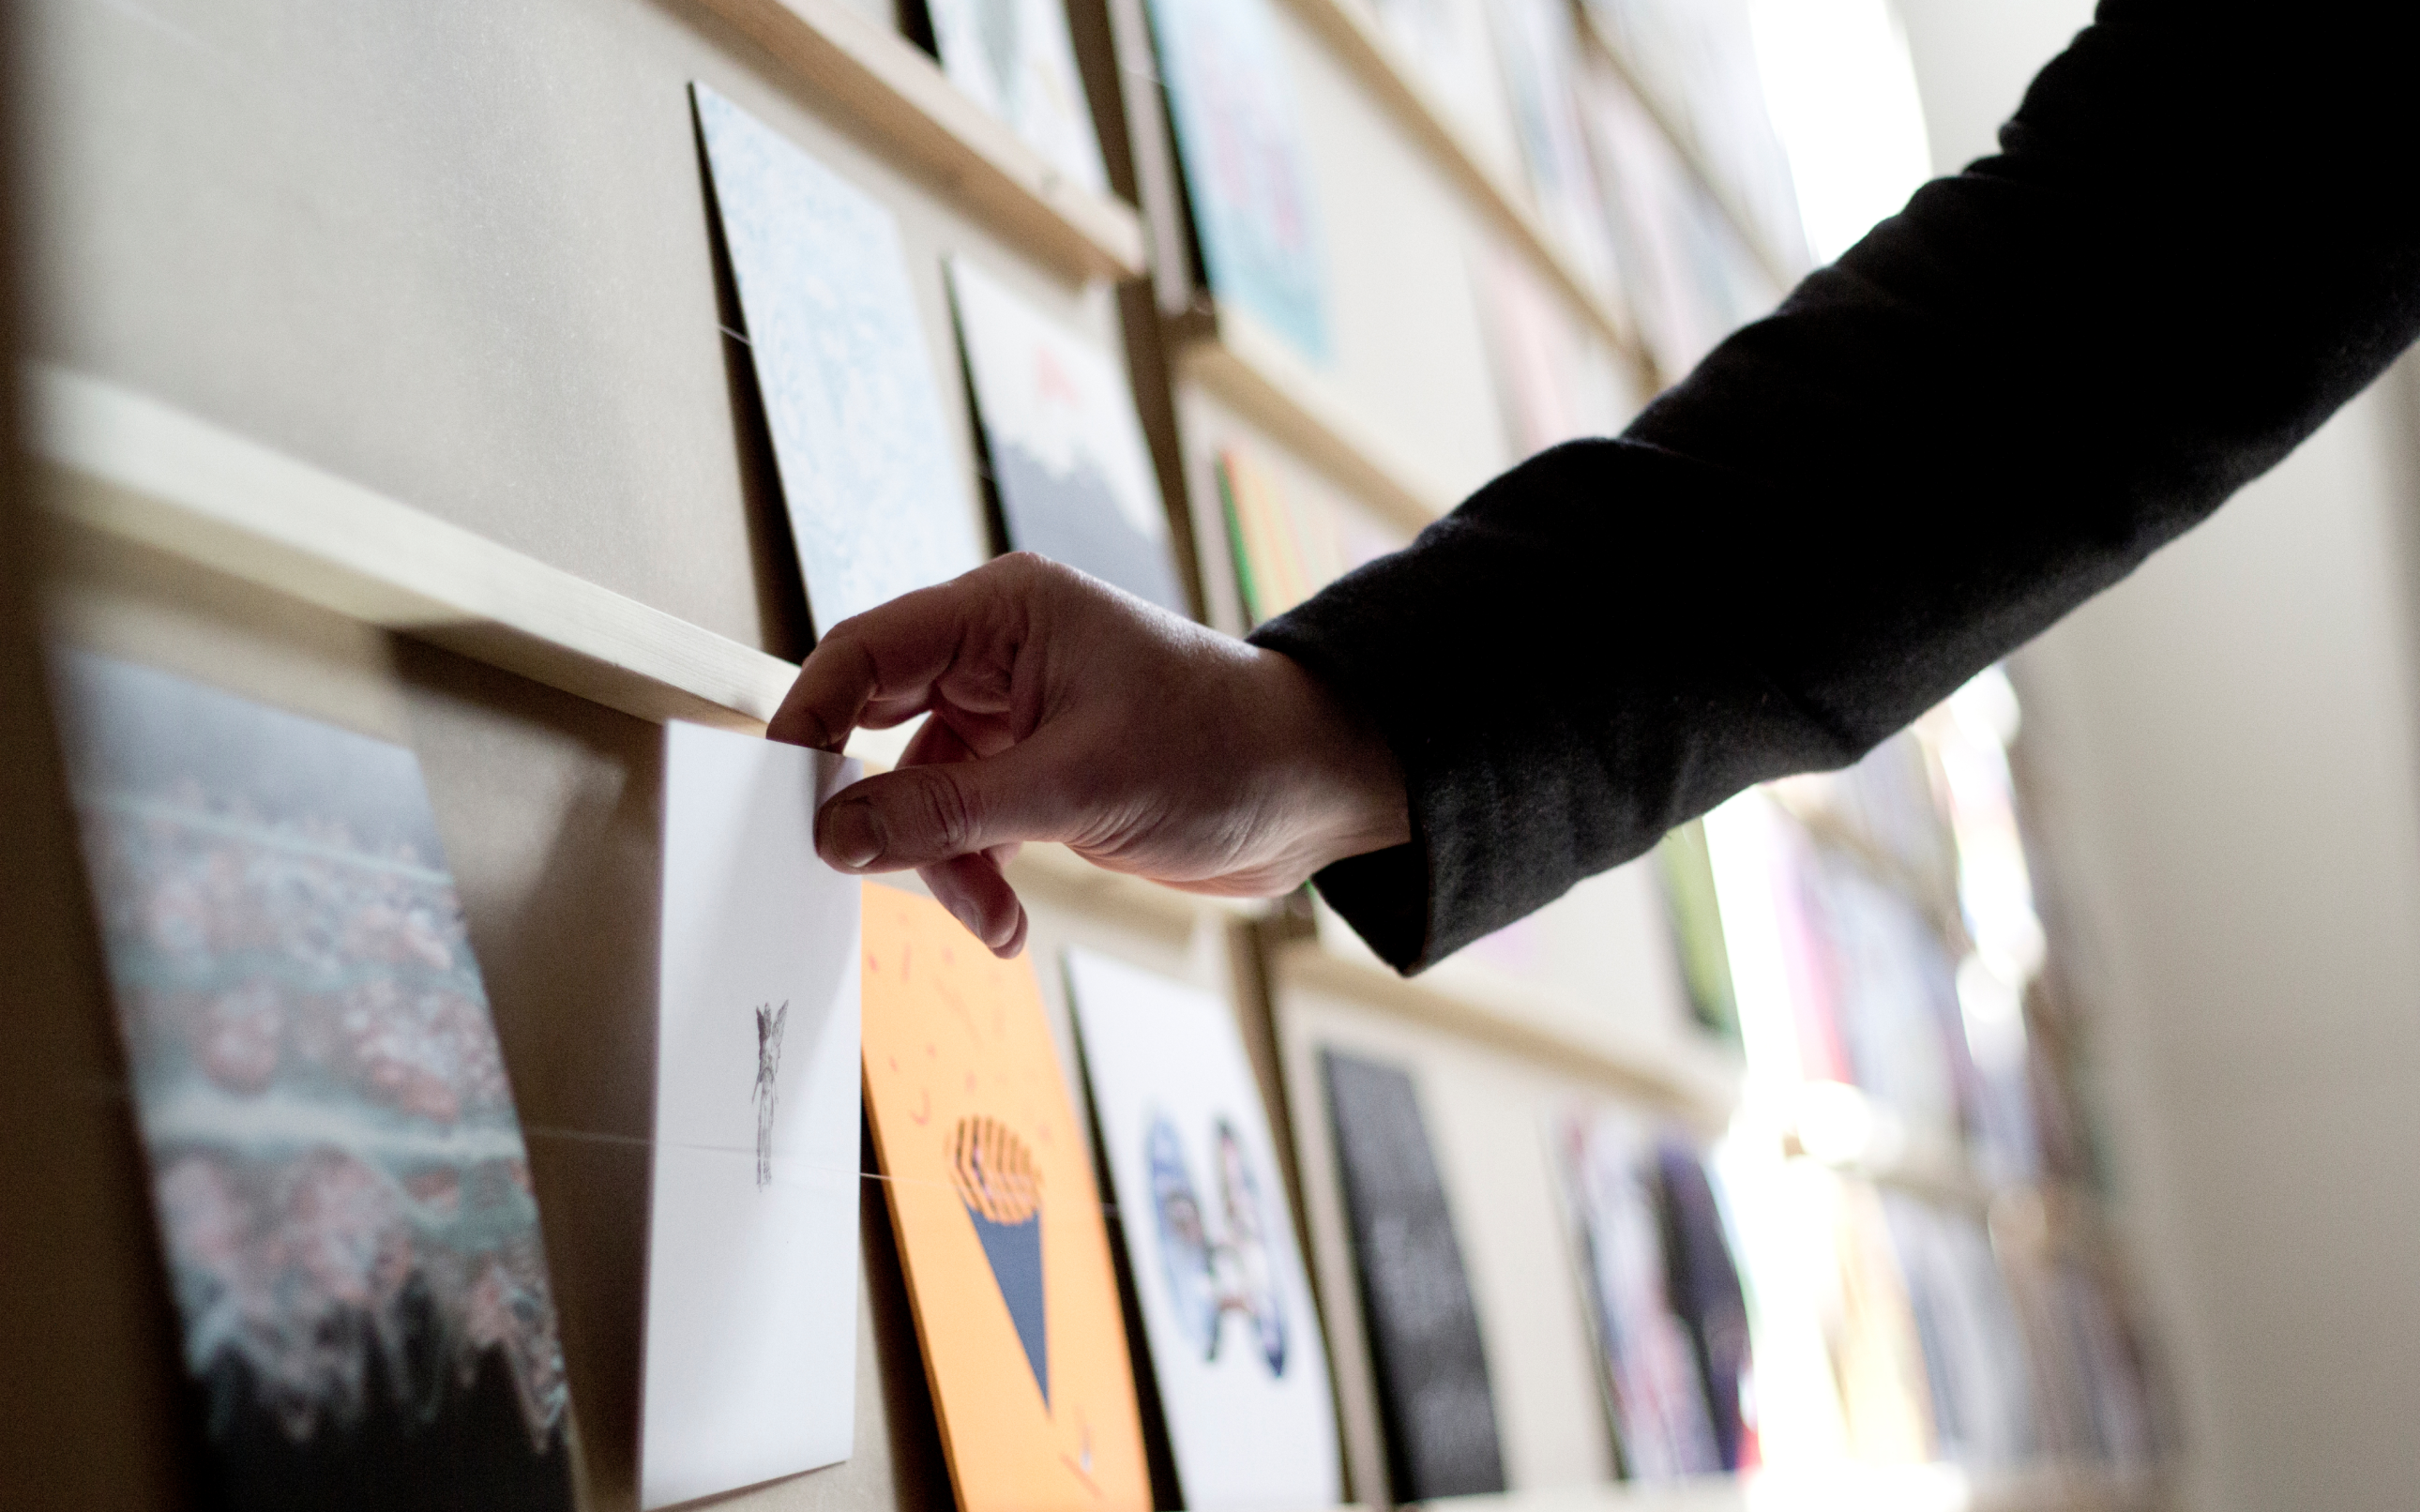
[1572,8,1800,295]
[695,0,1146,283]
[1277,0,1645,367]
[1415,1462,2163,1512]
[25,365,1253,925]
[1773,1079,2006,1210]
[1168,302,1460,537]
[1273,937,1743,1125]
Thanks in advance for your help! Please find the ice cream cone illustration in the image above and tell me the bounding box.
[950,1115,1049,1405]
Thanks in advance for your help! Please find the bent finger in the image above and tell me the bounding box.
[765,565,1018,751]
[919,852,1028,958]
[814,731,1074,874]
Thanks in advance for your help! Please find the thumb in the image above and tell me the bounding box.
[814,733,1076,873]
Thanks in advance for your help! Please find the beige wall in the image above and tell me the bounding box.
[2016,373,2420,1512]
[1897,4,2420,1507]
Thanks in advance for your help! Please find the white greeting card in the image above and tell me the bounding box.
[1066,949,1342,1510]
[641,722,864,1508]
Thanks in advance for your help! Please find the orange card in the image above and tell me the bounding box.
[859,885,1149,1512]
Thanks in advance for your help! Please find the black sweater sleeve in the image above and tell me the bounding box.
[1248,0,2420,974]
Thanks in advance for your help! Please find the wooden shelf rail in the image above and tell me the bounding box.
[24,365,1258,924]
[694,0,1148,282]
[1169,303,1460,535]
[1274,938,1742,1124]
[1278,0,1643,362]
[1419,1462,2164,1512]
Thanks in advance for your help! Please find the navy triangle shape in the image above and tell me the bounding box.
[966,1206,1049,1405]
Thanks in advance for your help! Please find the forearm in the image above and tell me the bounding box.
[1256,0,2420,972]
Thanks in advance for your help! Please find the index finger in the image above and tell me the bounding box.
[764,565,1007,751]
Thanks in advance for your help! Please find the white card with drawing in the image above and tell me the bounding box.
[1066,948,1344,1510]
[641,721,864,1508]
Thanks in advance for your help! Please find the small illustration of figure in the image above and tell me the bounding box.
[1143,1111,1290,1375]
[754,1001,789,1188]
[1215,1118,1288,1374]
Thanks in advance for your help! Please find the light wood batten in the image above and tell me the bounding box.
[26,365,1257,925]
[696,0,1148,281]
[1279,0,1643,360]
[1276,939,1742,1125]
[28,365,798,734]
[1169,304,1458,537]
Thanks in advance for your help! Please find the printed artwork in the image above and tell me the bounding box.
[1653,817,1739,1040]
[1490,0,1624,299]
[694,83,988,638]
[1216,445,1338,627]
[47,650,575,1510]
[859,885,1150,1512]
[1142,0,1331,361]
[946,256,1188,613]
[641,723,864,1508]
[1878,1193,2034,1471]
[1472,241,1640,459]
[1368,0,1521,175]
[1580,65,1764,378]
[923,0,1110,195]
[1555,1108,1723,1479]
[1653,1135,1758,1470]
[1319,1049,1505,1501]
[1066,949,1343,1509]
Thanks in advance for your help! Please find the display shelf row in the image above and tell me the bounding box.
[696,0,1146,281]
[29,367,1741,1124]
[1278,0,1644,366]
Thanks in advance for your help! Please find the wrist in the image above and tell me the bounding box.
[1248,646,1411,870]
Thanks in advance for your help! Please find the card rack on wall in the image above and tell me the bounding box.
[14,0,2175,1503]
[693,0,1148,280]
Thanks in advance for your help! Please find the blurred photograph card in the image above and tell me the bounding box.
[1368,0,1524,177]
[1473,241,1641,459]
[1066,949,1343,1510]
[48,650,576,1511]
[921,0,1110,196]
[1651,1134,1758,1470]
[1141,0,1331,361]
[1319,1049,1505,1501]
[1554,1107,1723,1479]
[1216,444,1342,628]
[694,83,987,637]
[946,256,1187,612]
[859,886,1149,1512]
[1490,0,1623,297]
[640,723,864,1508]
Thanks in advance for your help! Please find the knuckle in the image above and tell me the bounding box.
[905,768,983,855]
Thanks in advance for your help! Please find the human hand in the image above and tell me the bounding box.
[765,553,1410,958]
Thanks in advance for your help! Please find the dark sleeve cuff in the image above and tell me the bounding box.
[1307,843,1431,974]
